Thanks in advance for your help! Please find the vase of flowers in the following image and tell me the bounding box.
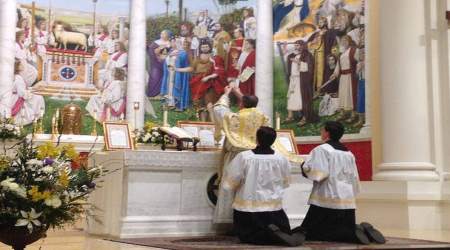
[0,139,104,250]
[136,122,173,150]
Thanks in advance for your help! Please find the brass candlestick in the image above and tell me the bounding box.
[91,111,97,136]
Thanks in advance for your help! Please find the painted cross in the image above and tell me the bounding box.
[60,67,76,81]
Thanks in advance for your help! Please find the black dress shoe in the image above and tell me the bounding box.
[360,222,386,244]
[268,224,305,247]
[355,224,371,245]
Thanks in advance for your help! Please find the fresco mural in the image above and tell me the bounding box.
[144,0,257,126]
[273,0,366,136]
[6,0,130,135]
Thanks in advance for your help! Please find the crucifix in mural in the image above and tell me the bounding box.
[273,0,367,137]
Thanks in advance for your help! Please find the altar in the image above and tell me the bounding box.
[86,149,312,238]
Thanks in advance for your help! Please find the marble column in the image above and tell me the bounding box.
[373,0,439,181]
[255,0,274,123]
[0,0,17,117]
[125,0,146,130]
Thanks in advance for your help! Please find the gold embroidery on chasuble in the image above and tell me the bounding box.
[223,108,268,150]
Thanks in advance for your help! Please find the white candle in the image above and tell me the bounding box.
[163,110,168,127]
[275,113,281,130]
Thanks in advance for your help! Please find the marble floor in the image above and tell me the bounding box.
[1,228,450,250]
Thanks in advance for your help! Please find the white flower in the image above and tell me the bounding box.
[5,124,14,131]
[15,208,42,233]
[41,166,54,174]
[152,131,160,137]
[26,159,43,167]
[143,133,151,142]
[151,137,156,142]
[1,178,27,198]
[0,178,15,189]
[45,195,62,208]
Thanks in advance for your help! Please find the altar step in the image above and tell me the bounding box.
[33,82,98,100]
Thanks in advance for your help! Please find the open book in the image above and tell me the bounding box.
[160,127,196,140]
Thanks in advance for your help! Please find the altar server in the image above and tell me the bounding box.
[294,121,385,244]
[223,126,305,246]
[8,60,45,125]
[211,86,269,224]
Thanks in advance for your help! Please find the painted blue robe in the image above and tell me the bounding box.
[160,50,191,111]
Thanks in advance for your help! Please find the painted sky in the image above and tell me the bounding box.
[17,0,256,16]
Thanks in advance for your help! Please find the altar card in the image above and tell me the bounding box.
[103,122,134,151]
[276,129,298,155]
[177,121,223,150]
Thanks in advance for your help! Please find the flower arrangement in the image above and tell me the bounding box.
[0,139,104,234]
[136,121,173,145]
[0,118,22,140]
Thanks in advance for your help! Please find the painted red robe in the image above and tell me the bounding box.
[239,50,256,96]
[190,55,226,101]
[226,38,244,79]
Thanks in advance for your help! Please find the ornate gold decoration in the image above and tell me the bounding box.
[61,103,82,135]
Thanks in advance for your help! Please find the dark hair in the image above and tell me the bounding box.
[246,39,256,49]
[242,95,258,108]
[256,126,277,147]
[324,121,345,141]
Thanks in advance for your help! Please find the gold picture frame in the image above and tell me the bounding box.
[103,121,134,151]
[176,121,223,151]
[276,129,298,155]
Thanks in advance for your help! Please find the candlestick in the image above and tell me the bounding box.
[163,110,169,127]
[133,102,139,131]
[91,111,97,136]
[51,115,56,140]
[275,112,281,130]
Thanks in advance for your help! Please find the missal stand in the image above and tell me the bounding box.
[159,127,200,151]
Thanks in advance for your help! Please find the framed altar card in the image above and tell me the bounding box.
[177,121,223,150]
[277,129,298,155]
[103,122,134,151]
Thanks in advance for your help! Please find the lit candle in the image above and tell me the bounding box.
[275,112,281,130]
[163,110,168,127]
[133,102,140,110]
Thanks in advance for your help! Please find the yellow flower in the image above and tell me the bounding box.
[144,121,158,131]
[37,142,60,160]
[41,190,51,200]
[0,155,10,171]
[61,144,79,161]
[28,186,51,202]
[58,171,69,188]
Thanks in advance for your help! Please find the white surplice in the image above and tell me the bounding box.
[9,75,45,125]
[222,150,291,212]
[302,143,361,209]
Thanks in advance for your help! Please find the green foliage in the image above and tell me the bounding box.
[146,15,194,42]
[218,8,244,34]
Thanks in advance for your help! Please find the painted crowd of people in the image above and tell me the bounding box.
[146,8,257,120]
[277,1,366,128]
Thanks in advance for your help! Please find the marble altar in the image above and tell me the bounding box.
[86,149,312,238]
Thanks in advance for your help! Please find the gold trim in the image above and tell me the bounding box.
[222,177,241,191]
[233,197,283,209]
